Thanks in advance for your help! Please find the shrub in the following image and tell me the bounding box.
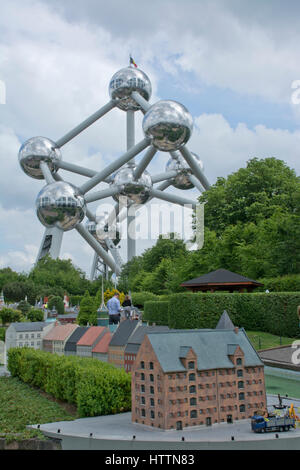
[131,291,160,308]
[27,308,44,322]
[0,308,23,325]
[257,275,300,292]
[143,301,170,325]
[7,348,131,417]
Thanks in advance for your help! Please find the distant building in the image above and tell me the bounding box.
[92,330,112,362]
[124,325,170,373]
[6,322,55,352]
[108,319,139,369]
[180,269,263,293]
[76,326,109,358]
[42,323,78,355]
[57,312,78,324]
[132,312,267,430]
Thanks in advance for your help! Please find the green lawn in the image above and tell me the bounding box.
[0,376,78,441]
[246,330,297,351]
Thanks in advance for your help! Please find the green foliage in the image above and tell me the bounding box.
[48,296,65,315]
[257,274,300,292]
[28,255,90,295]
[17,300,31,316]
[3,280,38,304]
[77,291,97,326]
[143,301,170,325]
[0,327,6,342]
[7,348,131,418]
[199,157,300,234]
[0,376,76,441]
[167,292,300,337]
[26,308,44,322]
[131,291,160,307]
[69,295,83,306]
[0,308,23,325]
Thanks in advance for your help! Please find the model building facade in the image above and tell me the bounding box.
[132,315,266,430]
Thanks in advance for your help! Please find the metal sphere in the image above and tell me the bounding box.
[36,181,86,231]
[18,136,61,179]
[111,165,152,205]
[142,100,193,151]
[86,219,120,249]
[109,66,152,111]
[166,152,204,190]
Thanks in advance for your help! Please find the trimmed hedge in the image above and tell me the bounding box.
[7,348,131,417]
[131,291,160,308]
[168,292,300,337]
[143,301,169,325]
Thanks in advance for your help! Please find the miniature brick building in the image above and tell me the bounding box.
[131,312,267,430]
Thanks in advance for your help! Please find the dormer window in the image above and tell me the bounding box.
[188,361,195,369]
[236,358,242,365]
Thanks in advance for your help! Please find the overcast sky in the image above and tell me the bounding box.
[1,0,300,277]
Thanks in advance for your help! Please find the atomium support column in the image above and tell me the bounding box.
[126,110,136,261]
[35,226,63,264]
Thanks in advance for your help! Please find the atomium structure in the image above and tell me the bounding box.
[18,63,210,280]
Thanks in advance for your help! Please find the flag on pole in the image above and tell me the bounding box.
[130,56,138,68]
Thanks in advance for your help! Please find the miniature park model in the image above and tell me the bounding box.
[131,311,267,430]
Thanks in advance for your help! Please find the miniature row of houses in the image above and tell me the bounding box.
[6,322,112,362]
[5,319,170,368]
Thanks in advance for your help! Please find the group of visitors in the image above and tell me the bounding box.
[106,293,134,324]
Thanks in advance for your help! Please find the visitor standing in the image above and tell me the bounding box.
[122,295,132,319]
[107,292,121,324]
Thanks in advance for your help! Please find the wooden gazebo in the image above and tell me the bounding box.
[180,268,263,293]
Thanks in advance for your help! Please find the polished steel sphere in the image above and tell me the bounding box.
[142,100,193,151]
[18,136,61,179]
[86,220,120,249]
[111,165,152,204]
[109,66,152,111]
[36,181,86,231]
[166,152,204,190]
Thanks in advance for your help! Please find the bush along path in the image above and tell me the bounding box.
[7,347,132,418]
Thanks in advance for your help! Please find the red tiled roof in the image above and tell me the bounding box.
[43,323,78,341]
[77,326,107,346]
[92,331,112,354]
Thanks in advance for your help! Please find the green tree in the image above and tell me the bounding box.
[199,157,300,235]
[27,308,44,322]
[77,291,97,326]
[17,300,31,316]
[48,296,65,315]
[0,308,23,325]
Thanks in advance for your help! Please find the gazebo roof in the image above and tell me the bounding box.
[180,268,263,289]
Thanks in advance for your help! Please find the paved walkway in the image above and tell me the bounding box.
[28,395,300,450]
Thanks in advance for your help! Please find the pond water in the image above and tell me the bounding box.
[265,374,300,399]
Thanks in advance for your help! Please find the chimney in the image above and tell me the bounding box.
[234,327,239,334]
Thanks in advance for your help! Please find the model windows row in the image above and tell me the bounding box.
[18,333,41,339]
[18,341,41,347]
[140,361,154,370]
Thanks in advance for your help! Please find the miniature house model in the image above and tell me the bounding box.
[131,311,267,430]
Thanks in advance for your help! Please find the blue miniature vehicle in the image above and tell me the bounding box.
[251,414,295,433]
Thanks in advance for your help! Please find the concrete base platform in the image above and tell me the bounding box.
[29,395,300,450]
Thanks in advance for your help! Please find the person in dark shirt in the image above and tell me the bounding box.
[122,295,132,319]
